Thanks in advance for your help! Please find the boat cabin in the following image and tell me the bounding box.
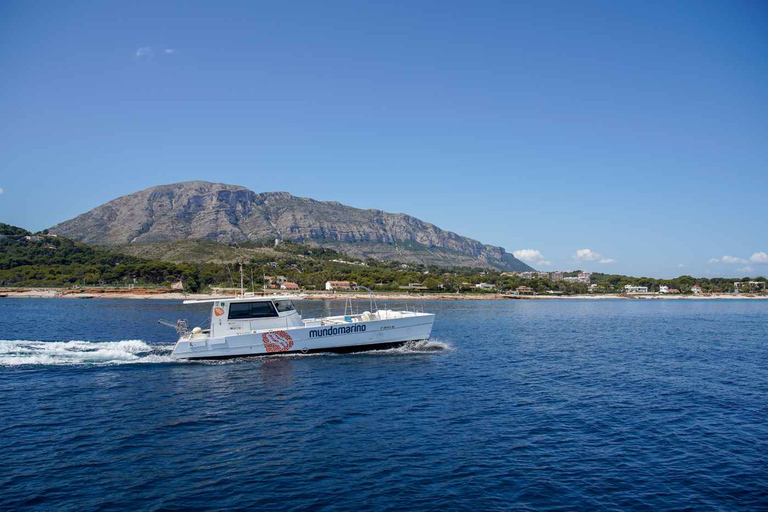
[183,294,305,338]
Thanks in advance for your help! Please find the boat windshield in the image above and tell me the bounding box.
[228,301,279,320]
[274,300,296,313]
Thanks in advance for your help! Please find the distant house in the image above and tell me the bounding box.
[475,283,495,290]
[264,276,281,289]
[550,272,564,282]
[691,285,703,294]
[399,283,428,291]
[325,281,354,291]
[624,285,649,294]
[24,235,43,242]
[537,272,550,280]
[668,288,681,294]
[564,273,590,284]
[516,286,534,295]
[280,282,300,290]
[735,281,766,292]
[275,275,288,284]
[659,285,669,294]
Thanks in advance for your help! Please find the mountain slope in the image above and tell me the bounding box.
[49,181,533,271]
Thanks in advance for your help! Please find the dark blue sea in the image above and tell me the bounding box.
[1,298,767,510]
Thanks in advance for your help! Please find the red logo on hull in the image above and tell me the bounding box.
[262,331,294,353]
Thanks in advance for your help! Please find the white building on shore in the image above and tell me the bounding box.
[325,281,356,291]
[624,285,649,294]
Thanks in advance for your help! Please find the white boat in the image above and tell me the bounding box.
[165,293,435,360]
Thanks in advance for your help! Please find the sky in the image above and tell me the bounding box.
[1,1,766,278]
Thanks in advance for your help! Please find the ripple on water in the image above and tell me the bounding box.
[1,299,767,510]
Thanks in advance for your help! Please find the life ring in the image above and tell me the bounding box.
[214,306,225,317]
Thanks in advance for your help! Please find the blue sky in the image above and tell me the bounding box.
[1,1,766,278]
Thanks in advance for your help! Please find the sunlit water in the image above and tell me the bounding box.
[1,298,766,510]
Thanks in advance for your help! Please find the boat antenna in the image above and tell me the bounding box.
[225,264,236,290]
[250,265,255,293]
[239,262,244,297]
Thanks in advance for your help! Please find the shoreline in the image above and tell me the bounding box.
[2,288,766,301]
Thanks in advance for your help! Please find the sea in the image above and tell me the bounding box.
[1,298,766,510]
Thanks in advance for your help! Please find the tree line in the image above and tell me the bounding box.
[1,224,764,294]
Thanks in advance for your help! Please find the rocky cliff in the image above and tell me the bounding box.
[49,181,532,271]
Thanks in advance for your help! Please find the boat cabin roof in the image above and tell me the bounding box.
[183,294,306,305]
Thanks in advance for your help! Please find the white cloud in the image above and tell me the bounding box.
[708,258,720,264]
[164,48,176,54]
[737,266,754,273]
[513,249,544,262]
[721,255,748,264]
[573,248,603,261]
[677,263,686,268]
[135,46,153,58]
[0,187,4,195]
[600,258,615,264]
[749,252,768,264]
[513,249,552,268]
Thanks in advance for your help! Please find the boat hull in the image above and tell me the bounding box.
[170,312,435,360]
[181,341,412,360]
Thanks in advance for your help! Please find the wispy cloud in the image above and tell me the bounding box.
[0,187,4,195]
[708,258,720,264]
[573,248,613,263]
[513,249,552,267]
[737,266,754,273]
[135,46,153,58]
[135,46,177,59]
[677,263,686,268]
[749,251,768,264]
[721,255,748,264]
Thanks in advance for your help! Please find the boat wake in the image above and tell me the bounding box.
[370,339,453,355]
[0,339,175,366]
[0,339,452,366]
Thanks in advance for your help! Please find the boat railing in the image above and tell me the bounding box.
[343,286,378,317]
[158,318,190,336]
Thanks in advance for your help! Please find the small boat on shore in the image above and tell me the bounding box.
[163,292,435,360]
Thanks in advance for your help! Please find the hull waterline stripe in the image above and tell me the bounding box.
[180,339,427,360]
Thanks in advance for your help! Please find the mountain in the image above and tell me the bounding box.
[49,181,533,271]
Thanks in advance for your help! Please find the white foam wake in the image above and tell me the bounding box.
[0,339,175,366]
[370,339,453,355]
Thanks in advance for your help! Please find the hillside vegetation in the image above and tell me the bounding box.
[1,224,764,294]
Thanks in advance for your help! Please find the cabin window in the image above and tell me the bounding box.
[274,300,295,313]
[227,301,279,320]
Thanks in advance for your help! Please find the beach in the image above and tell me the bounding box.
[2,287,766,300]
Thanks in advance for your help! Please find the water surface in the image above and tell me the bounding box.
[1,298,766,510]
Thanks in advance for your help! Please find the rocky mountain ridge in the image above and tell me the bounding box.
[49,181,532,271]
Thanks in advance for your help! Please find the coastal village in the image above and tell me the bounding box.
[1,227,766,299]
[259,270,766,299]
